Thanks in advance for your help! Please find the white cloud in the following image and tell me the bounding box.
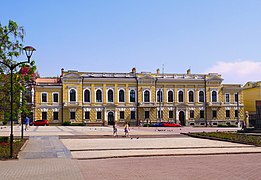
[206,60,261,84]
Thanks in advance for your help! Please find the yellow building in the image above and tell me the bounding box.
[243,81,261,114]
[33,68,244,126]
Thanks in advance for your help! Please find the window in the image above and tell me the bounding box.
[70,112,75,120]
[169,111,173,118]
[212,110,217,118]
[235,93,239,102]
[108,89,113,102]
[130,90,135,102]
[235,110,238,118]
[119,90,125,102]
[199,91,204,102]
[200,110,204,119]
[226,110,230,118]
[145,111,150,119]
[225,94,230,103]
[70,89,76,102]
[97,111,102,119]
[157,110,163,119]
[42,93,47,102]
[84,90,90,102]
[212,91,217,102]
[96,89,102,102]
[120,111,124,119]
[42,112,47,120]
[189,91,194,102]
[53,112,58,120]
[85,111,90,120]
[131,111,135,119]
[144,90,150,102]
[53,93,58,103]
[157,90,163,102]
[168,91,174,102]
[190,110,194,119]
[178,91,184,102]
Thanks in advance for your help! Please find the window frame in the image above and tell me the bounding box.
[188,90,194,103]
[52,92,59,103]
[107,89,114,103]
[69,88,77,102]
[118,89,125,103]
[41,92,48,103]
[168,90,174,102]
[95,89,103,103]
[83,89,91,103]
[178,90,184,103]
[143,90,150,102]
[129,89,136,103]
[199,91,204,103]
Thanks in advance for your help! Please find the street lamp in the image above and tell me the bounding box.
[0,46,36,158]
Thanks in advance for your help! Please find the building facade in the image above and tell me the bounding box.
[243,81,261,114]
[33,68,244,126]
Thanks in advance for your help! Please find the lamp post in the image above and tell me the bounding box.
[0,46,36,158]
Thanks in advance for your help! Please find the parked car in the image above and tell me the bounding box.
[153,122,164,127]
[32,120,49,126]
[163,122,181,127]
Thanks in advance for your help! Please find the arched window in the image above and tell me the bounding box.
[108,89,113,102]
[212,91,217,102]
[178,91,183,102]
[130,90,135,102]
[96,89,102,102]
[144,90,150,102]
[157,90,163,102]
[189,91,194,102]
[168,90,174,102]
[199,91,204,102]
[119,90,125,102]
[70,89,76,102]
[84,89,90,102]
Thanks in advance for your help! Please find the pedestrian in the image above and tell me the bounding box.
[241,120,246,130]
[124,123,130,137]
[113,124,118,137]
[25,116,29,131]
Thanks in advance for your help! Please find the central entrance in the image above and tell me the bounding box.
[108,111,114,125]
[179,111,185,126]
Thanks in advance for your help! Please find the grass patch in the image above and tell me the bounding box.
[190,132,261,146]
[0,137,27,160]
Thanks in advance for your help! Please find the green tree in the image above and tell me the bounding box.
[0,20,37,122]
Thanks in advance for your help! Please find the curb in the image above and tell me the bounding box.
[17,139,29,159]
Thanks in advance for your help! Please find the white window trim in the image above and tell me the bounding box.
[177,89,184,103]
[52,92,59,103]
[83,88,91,103]
[225,93,230,103]
[41,92,48,103]
[95,88,103,103]
[211,90,218,103]
[129,89,136,103]
[198,90,205,103]
[118,88,125,103]
[143,89,151,103]
[107,88,114,103]
[167,89,174,103]
[68,88,77,102]
[188,89,194,103]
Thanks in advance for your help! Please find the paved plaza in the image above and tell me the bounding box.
[0,125,261,179]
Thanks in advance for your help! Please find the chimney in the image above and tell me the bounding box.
[156,68,160,74]
[132,67,136,74]
[187,68,191,75]
[61,68,64,77]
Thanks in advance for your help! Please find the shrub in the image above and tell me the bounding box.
[0,137,8,142]
[62,121,71,126]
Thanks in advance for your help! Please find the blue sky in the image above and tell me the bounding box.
[1,0,261,84]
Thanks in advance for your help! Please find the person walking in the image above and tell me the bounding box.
[124,123,130,137]
[25,116,29,131]
[113,124,118,137]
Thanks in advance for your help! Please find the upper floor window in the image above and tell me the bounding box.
[225,94,230,103]
[130,90,135,102]
[235,93,239,102]
[119,89,125,102]
[157,90,163,102]
[70,89,76,102]
[212,91,217,102]
[84,89,90,102]
[178,91,184,102]
[53,93,59,103]
[96,89,102,102]
[199,91,204,102]
[41,93,47,103]
[108,89,113,102]
[189,91,194,102]
[144,90,150,102]
[168,90,174,102]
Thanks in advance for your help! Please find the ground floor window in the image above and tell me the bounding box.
[53,112,58,120]
[131,111,135,119]
[70,112,75,120]
[145,111,150,119]
[169,111,173,118]
[157,110,163,119]
[235,110,238,118]
[212,110,217,119]
[97,111,102,120]
[42,112,47,120]
[120,111,124,119]
[200,110,204,119]
[85,111,90,120]
[190,110,194,119]
[226,110,230,118]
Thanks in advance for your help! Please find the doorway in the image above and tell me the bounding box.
[179,111,185,126]
[108,111,114,125]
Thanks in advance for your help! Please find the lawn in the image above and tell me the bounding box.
[0,137,27,160]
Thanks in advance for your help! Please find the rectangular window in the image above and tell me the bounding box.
[120,111,124,119]
[53,112,58,120]
[157,110,163,119]
[235,93,238,102]
[145,111,150,119]
[131,111,135,119]
[190,110,194,119]
[42,93,47,102]
[169,111,173,119]
[70,112,76,120]
[212,110,217,118]
[97,111,102,120]
[226,110,230,118]
[85,111,90,120]
[53,93,58,102]
[235,110,238,118]
[42,112,47,120]
[225,94,230,103]
[200,110,204,119]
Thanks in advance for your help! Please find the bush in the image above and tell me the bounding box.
[0,137,8,142]
[62,122,85,126]
[62,121,71,126]
[217,124,237,127]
